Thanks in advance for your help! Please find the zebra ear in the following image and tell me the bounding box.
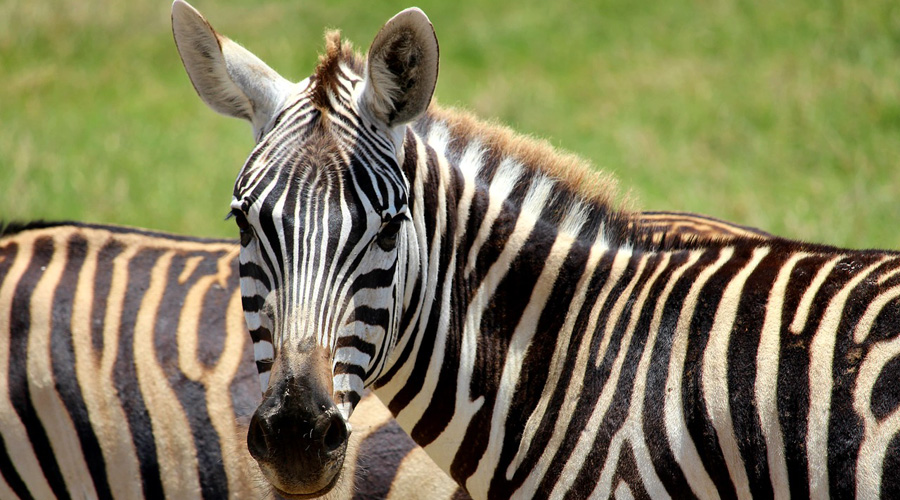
[171,0,292,139]
[362,8,439,127]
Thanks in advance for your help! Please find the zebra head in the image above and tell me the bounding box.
[173,1,437,496]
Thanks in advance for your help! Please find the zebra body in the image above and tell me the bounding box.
[173,2,899,498]
[0,222,467,499]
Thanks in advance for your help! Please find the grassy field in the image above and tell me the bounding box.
[2,0,898,247]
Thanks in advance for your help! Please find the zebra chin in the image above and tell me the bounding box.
[255,460,346,500]
[247,344,351,498]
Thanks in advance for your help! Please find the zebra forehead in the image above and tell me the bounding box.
[236,121,346,200]
[296,124,345,170]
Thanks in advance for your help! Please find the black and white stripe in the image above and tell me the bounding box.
[174,2,900,498]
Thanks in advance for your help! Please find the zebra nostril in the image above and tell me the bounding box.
[321,412,348,453]
[247,413,270,460]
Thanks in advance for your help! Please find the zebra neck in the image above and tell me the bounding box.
[373,197,625,492]
[374,114,646,488]
[406,107,633,252]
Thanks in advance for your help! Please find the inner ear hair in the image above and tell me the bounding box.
[364,8,439,127]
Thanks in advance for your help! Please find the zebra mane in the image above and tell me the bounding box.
[419,104,644,247]
[407,103,789,253]
[425,105,623,211]
[311,30,363,111]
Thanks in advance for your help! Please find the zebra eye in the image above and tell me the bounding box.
[231,209,254,246]
[376,215,406,251]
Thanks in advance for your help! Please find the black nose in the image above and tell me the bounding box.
[247,394,349,465]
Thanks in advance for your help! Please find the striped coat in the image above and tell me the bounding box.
[0,222,465,499]
[172,2,900,498]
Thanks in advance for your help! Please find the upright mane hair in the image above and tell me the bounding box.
[310,31,363,111]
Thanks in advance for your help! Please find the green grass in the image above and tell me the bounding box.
[2,0,899,247]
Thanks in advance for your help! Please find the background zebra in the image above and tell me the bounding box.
[173,2,900,499]
[0,211,754,499]
[0,221,464,499]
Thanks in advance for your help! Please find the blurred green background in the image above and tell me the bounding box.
[2,0,898,247]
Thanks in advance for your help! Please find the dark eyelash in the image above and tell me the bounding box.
[229,208,254,245]
[375,213,407,251]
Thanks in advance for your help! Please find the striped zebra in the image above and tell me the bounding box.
[0,222,464,499]
[0,213,742,500]
[173,2,900,499]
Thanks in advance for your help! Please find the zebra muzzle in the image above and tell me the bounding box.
[247,348,350,497]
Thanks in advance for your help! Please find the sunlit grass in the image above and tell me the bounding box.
[2,0,898,247]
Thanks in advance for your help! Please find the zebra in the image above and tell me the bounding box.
[0,221,464,499]
[0,213,745,500]
[173,2,900,498]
